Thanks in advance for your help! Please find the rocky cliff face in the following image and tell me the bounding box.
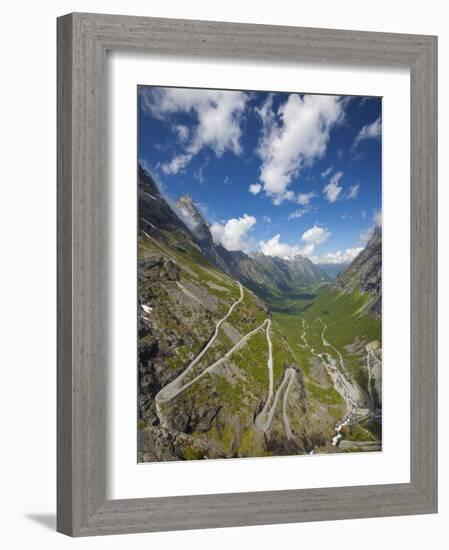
[334,226,382,316]
[139,165,190,237]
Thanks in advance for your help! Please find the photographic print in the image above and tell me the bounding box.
[137,86,382,462]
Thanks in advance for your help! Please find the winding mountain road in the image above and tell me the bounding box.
[156,282,245,405]
[153,264,298,440]
[300,316,361,446]
[366,347,375,409]
[282,369,296,440]
[255,366,296,435]
[318,317,345,372]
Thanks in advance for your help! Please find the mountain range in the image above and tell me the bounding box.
[139,165,329,297]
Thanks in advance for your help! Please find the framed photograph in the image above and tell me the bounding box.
[57,13,437,536]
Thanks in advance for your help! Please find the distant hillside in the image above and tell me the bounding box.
[334,226,382,316]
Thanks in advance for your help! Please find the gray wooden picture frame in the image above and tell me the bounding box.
[57,12,438,537]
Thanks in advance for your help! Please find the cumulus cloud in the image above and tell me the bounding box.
[353,117,381,149]
[301,225,331,247]
[260,234,301,257]
[260,225,331,258]
[249,183,262,195]
[311,247,364,265]
[141,87,248,174]
[347,184,360,200]
[323,171,343,202]
[297,191,316,206]
[255,94,344,204]
[210,214,256,251]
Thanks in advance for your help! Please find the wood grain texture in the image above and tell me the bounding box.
[57,12,438,536]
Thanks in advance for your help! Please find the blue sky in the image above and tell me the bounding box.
[138,86,381,264]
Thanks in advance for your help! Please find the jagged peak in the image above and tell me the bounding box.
[177,194,195,206]
[176,194,205,220]
[284,253,307,262]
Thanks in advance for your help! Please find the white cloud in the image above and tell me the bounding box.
[353,117,381,149]
[311,247,364,265]
[287,206,315,220]
[176,204,200,232]
[297,191,316,206]
[272,190,296,206]
[249,183,262,195]
[260,234,301,257]
[321,165,333,178]
[161,154,192,175]
[374,209,382,227]
[360,228,373,243]
[174,124,189,142]
[301,225,331,247]
[360,209,382,242]
[361,209,367,219]
[141,88,248,174]
[347,184,360,200]
[255,94,344,204]
[210,214,256,251]
[323,171,343,202]
[260,224,331,258]
[262,215,272,223]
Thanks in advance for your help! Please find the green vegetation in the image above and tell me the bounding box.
[302,288,381,348]
[238,429,261,457]
[273,311,312,374]
[138,419,147,431]
[305,379,343,406]
[183,446,204,460]
[252,281,328,315]
[233,330,269,390]
[271,323,297,385]
[343,424,377,442]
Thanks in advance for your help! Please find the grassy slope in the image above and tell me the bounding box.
[272,284,382,445]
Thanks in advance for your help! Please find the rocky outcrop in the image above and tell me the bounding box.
[334,226,382,316]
